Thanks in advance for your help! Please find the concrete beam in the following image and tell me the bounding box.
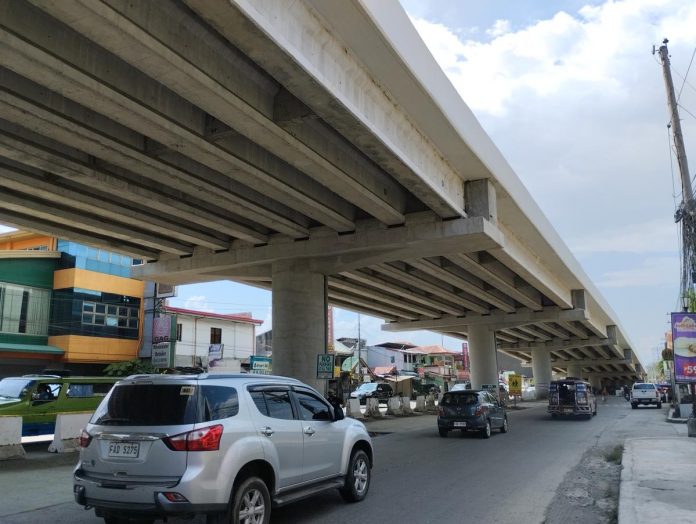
[134,216,503,281]
[382,307,587,332]
[498,335,617,352]
[0,3,356,231]
[557,321,589,339]
[189,0,466,218]
[327,289,419,321]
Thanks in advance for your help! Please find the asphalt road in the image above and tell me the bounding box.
[0,397,681,524]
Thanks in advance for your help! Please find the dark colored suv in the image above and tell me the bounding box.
[437,390,508,439]
[349,382,393,404]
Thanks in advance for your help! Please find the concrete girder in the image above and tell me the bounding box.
[498,335,618,352]
[0,126,267,244]
[339,270,467,317]
[1,189,194,255]
[495,333,519,344]
[188,0,466,219]
[327,277,441,318]
[370,262,490,314]
[0,207,159,259]
[498,328,536,343]
[0,161,230,251]
[556,321,589,339]
[0,85,307,239]
[0,4,356,231]
[382,307,588,332]
[490,223,572,308]
[326,289,418,320]
[134,216,502,283]
[446,252,543,311]
[408,258,516,312]
[515,325,553,341]
[552,358,636,370]
[328,298,398,322]
[537,322,570,339]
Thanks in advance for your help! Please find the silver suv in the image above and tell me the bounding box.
[73,373,373,524]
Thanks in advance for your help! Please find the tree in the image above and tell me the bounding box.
[104,358,156,377]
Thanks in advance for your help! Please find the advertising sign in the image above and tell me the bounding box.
[208,344,224,368]
[317,354,335,379]
[250,356,272,375]
[508,374,522,396]
[671,312,696,383]
[151,315,172,368]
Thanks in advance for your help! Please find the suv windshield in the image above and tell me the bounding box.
[441,392,478,406]
[633,384,656,390]
[0,378,34,399]
[356,383,378,392]
[91,384,239,426]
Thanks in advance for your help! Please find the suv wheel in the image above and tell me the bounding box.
[481,420,491,439]
[214,476,270,524]
[438,428,448,438]
[340,449,371,502]
[500,416,508,433]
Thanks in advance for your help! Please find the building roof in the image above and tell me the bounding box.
[374,340,417,349]
[163,306,264,325]
[409,345,459,355]
[373,366,397,376]
[0,343,65,355]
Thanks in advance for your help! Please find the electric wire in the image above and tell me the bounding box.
[676,46,696,102]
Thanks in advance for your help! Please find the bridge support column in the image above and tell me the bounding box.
[566,363,582,379]
[590,376,602,392]
[468,326,498,389]
[532,349,552,399]
[271,261,327,392]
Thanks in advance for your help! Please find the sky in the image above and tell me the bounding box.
[3,0,696,367]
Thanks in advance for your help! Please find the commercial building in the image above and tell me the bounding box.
[0,231,143,377]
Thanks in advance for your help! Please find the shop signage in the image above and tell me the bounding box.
[317,354,335,379]
[671,312,696,383]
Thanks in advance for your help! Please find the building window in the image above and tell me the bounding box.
[210,327,222,344]
[0,282,51,336]
[82,301,139,329]
[24,245,48,251]
[176,323,182,342]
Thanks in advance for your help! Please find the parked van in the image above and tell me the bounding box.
[0,375,119,436]
[548,378,597,419]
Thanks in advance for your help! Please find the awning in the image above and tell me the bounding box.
[0,342,64,355]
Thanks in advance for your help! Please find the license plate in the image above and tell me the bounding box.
[453,421,467,427]
[107,441,140,458]
[563,409,574,414]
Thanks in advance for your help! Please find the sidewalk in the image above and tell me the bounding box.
[618,437,696,524]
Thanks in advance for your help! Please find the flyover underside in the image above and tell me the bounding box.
[0,0,640,383]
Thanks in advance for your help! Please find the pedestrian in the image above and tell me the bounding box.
[601,386,608,403]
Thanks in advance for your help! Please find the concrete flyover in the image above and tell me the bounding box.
[0,0,643,392]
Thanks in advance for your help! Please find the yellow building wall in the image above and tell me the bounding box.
[48,335,139,363]
[0,234,55,251]
[53,268,145,296]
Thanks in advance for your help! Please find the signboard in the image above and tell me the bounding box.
[316,354,335,379]
[671,312,696,383]
[481,384,497,392]
[250,356,272,375]
[208,344,224,368]
[508,374,522,396]
[151,315,172,368]
[155,282,177,299]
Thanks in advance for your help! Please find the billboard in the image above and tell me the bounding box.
[151,315,173,368]
[671,312,696,383]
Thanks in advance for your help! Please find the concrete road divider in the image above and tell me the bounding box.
[48,413,92,453]
[414,395,426,412]
[401,397,413,415]
[365,398,382,418]
[0,417,26,460]
[386,397,403,416]
[346,399,364,419]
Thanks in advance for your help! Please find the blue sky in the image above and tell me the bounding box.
[3,0,696,366]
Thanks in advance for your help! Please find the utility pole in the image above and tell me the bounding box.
[656,39,696,425]
[658,40,694,205]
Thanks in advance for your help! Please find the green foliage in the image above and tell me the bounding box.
[104,358,156,377]
[604,445,623,465]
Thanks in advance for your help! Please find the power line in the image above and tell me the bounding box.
[676,46,696,102]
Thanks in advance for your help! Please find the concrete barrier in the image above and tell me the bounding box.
[425,394,438,413]
[386,397,403,416]
[414,395,426,412]
[0,417,26,460]
[48,412,92,453]
[346,399,364,419]
[365,398,382,418]
[401,396,413,415]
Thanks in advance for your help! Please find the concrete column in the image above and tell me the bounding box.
[468,326,498,389]
[532,349,552,399]
[590,376,602,392]
[272,260,327,392]
[566,363,582,379]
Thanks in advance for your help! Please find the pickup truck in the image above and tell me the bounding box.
[630,383,662,409]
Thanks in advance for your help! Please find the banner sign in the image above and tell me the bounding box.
[317,354,335,379]
[151,315,172,368]
[208,344,224,368]
[671,312,696,383]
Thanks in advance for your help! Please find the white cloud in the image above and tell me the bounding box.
[183,295,215,313]
[486,19,511,38]
[570,218,681,254]
[595,256,680,288]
